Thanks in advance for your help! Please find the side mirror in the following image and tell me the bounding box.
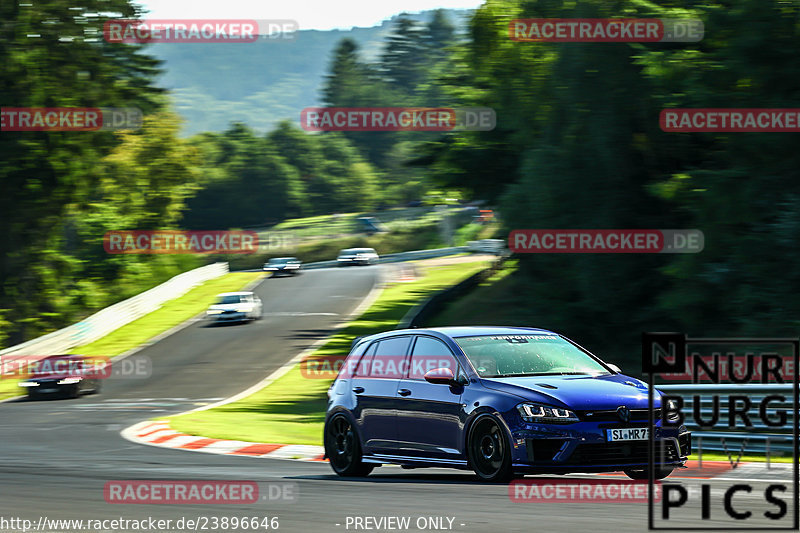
[607,363,622,373]
[423,367,456,385]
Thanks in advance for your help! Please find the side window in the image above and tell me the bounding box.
[352,342,378,377]
[368,336,411,379]
[408,336,458,380]
[339,341,369,378]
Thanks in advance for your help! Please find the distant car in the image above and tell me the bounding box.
[18,354,103,400]
[263,257,302,276]
[356,217,387,235]
[206,291,262,322]
[337,248,379,266]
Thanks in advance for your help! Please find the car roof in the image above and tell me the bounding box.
[268,257,298,261]
[216,291,254,296]
[358,326,559,343]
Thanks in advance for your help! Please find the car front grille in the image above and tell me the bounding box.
[577,409,661,423]
[564,440,680,466]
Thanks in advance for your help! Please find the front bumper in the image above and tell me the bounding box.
[20,379,74,394]
[506,417,691,473]
[265,267,299,275]
[208,311,248,321]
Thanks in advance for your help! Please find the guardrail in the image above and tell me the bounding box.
[0,262,229,364]
[658,384,796,457]
[301,246,472,270]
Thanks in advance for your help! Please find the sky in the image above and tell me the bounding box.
[132,0,485,31]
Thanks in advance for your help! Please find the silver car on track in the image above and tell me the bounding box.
[206,292,262,322]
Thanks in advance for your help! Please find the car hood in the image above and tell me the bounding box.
[480,373,660,410]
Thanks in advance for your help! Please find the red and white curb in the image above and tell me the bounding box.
[122,420,326,462]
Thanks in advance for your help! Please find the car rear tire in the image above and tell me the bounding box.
[623,467,674,480]
[467,415,513,482]
[324,414,374,477]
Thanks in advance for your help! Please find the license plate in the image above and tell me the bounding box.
[40,388,57,393]
[607,428,649,441]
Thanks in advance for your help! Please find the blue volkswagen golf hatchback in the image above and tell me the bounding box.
[324,326,690,481]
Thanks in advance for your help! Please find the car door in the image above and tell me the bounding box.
[350,336,412,455]
[394,336,465,459]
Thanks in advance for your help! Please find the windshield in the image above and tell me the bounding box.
[454,334,609,378]
[215,295,241,304]
[268,258,288,265]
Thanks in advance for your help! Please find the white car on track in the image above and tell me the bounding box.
[337,247,379,266]
[206,292,262,322]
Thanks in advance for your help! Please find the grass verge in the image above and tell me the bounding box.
[426,259,518,327]
[696,452,795,464]
[69,272,263,357]
[168,259,491,445]
[0,272,263,401]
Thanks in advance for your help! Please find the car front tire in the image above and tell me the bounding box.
[324,414,374,477]
[466,415,513,482]
[65,384,80,399]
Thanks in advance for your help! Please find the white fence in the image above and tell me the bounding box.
[0,262,229,363]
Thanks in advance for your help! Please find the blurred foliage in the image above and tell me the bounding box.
[0,0,201,346]
[4,0,800,364]
[147,9,473,136]
[421,0,800,364]
[181,121,380,227]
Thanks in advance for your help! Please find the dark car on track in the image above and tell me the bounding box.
[263,257,302,276]
[18,354,104,399]
[324,326,690,481]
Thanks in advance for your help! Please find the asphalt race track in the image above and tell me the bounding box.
[0,265,795,532]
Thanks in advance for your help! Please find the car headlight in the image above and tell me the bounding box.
[517,402,579,424]
[206,309,223,315]
[665,398,681,423]
[18,381,39,387]
[57,377,82,385]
